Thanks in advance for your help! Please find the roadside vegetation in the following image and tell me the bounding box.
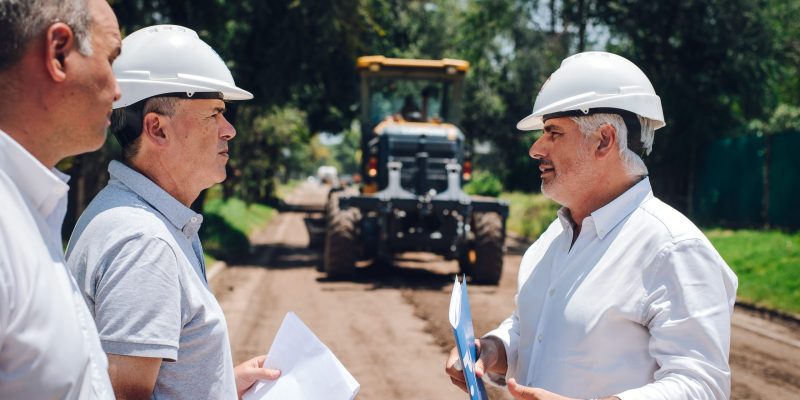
[464,171,504,197]
[500,192,560,240]
[465,171,559,240]
[706,229,800,315]
[201,185,275,263]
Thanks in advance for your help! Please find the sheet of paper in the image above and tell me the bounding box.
[242,312,360,400]
[449,275,489,400]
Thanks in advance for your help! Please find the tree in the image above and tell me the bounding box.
[591,0,788,210]
[454,0,569,191]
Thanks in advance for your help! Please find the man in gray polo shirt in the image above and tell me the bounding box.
[66,25,279,399]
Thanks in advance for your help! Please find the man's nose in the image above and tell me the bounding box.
[529,135,545,160]
[113,80,122,102]
[220,115,236,140]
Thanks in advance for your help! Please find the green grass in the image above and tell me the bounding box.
[500,192,560,240]
[201,185,275,262]
[706,229,800,315]
[203,197,274,236]
[464,171,504,197]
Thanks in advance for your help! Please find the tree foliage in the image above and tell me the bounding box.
[61,0,800,235]
[587,0,789,207]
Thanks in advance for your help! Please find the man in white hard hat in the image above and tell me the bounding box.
[66,25,278,399]
[0,0,120,398]
[446,51,738,399]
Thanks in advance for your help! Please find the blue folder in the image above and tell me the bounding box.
[449,275,489,400]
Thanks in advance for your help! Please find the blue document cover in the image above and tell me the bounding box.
[449,275,489,400]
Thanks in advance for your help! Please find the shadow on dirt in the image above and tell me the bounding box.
[233,212,532,291]
[236,242,456,291]
[237,243,320,270]
[318,260,455,291]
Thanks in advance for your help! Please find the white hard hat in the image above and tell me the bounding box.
[517,51,665,131]
[113,24,252,109]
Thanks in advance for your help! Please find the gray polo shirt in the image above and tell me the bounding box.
[66,160,236,399]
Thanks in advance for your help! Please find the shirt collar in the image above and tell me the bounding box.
[108,160,203,237]
[556,177,653,240]
[590,177,653,239]
[0,129,70,218]
[556,207,575,233]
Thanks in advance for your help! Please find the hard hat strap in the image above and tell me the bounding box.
[543,108,645,157]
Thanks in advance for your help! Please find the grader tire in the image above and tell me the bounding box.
[317,191,342,272]
[325,190,342,219]
[471,212,504,285]
[323,208,360,279]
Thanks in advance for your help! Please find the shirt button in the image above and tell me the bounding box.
[190,216,198,223]
[537,335,543,343]
[549,288,555,296]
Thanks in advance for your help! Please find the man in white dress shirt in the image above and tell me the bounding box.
[446,51,738,400]
[0,0,121,398]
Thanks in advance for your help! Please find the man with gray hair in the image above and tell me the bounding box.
[0,0,121,398]
[446,51,738,400]
[66,24,279,399]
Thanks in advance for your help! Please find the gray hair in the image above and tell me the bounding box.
[0,0,92,71]
[111,97,182,161]
[570,113,656,178]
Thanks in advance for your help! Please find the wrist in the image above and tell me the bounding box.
[478,337,500,369]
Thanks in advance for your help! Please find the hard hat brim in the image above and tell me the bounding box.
[516,114,543,131]
[114,78,253,109]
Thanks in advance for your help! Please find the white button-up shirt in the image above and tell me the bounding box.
[0,129,113,399]
[487,177,738,399]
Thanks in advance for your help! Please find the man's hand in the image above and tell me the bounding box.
[445,337,506,393]
[507,378,576,400]
[507,378,619,400]
[234,355,281,399]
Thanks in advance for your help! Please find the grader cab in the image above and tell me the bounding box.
[321,56,508,284]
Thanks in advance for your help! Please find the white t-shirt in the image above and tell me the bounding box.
[0,129,114,399]
[487,177,738,399]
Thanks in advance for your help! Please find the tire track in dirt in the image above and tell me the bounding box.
[211,183,465,399]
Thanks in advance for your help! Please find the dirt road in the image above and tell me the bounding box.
[211,183,800,399]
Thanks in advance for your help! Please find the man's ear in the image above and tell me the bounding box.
[45,23,76,83]
[595,124,617,159]
[142,113,169,146]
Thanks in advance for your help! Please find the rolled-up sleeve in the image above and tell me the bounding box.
[93,235,182,361]
[617,239,738,400]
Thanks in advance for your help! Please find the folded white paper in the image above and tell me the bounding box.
[242,312,360,400]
